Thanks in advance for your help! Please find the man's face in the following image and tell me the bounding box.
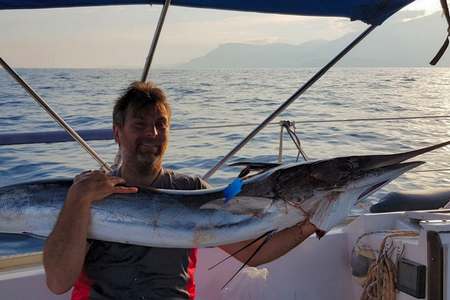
[114,105,169,169]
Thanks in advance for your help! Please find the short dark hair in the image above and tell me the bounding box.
[113,81,171,127]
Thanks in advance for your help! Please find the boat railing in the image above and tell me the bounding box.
[1,114,449,146]
[1,115,449,174]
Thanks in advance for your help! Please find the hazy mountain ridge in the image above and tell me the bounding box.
[183,13,450,68]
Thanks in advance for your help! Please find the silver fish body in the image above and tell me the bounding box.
[0,141,448,248]
[0,180,304,248]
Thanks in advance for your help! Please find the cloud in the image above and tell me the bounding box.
[404,0,441,13]
[1,3,433,67]
[163,12,364,48]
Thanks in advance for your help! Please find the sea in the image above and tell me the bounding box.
[0,67,449,258]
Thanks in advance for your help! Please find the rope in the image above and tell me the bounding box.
[359,231,419,300]
[280,120,309,161]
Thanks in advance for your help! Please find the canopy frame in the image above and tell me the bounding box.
[0,57,112,172]
[0,0,416,26]
[141,0,171,81]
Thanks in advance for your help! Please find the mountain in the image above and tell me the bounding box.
[182,12,450,68]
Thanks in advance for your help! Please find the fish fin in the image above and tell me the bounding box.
[199,198,225,210]
[238,167,251,178]
[230,161,281,179]
[221,230,275,290]
[22,232,47,240]
[200,196,272,216]
[315,229,327,239]
[229,161,280,180]
[209,230,275,271]
[229,161,280,171]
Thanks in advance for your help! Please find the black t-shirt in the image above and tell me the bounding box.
[72,168,209,300]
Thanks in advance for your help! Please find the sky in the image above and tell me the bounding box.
[0,0,442,68]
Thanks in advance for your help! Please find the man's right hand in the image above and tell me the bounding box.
[68,170,138,204]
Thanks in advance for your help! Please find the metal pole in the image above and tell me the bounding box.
[203,25,377,180]
[141,0,171,82]
[278,123,284,163]
[0,57,112,172]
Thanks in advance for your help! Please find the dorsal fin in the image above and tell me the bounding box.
[229,161,280,170]
[229,161,281,178]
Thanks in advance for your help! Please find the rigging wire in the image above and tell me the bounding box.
[170,114,450,131]
[202,25,378,180]
[413,168,450,173]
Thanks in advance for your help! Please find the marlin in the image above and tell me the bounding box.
[0,141,448,248]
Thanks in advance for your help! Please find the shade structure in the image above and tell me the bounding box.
[0,0,416,25]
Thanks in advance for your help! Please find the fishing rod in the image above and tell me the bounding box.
[203,25,377,180]
[0,57,112,172]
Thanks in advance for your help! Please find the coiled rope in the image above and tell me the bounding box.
[359,231,419,300]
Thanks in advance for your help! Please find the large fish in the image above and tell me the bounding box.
[0,141,448,248]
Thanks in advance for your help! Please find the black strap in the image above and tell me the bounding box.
[442,0,450,24]
[430,0,450,65]
[430,38,449,65]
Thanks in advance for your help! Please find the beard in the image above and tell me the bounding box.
[135,144,159,163]
[118,134,169,173]
[133,140,167,170]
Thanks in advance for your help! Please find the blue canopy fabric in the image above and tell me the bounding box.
[0,0,416,25]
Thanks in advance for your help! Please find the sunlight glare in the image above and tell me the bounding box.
[406,0,441,13]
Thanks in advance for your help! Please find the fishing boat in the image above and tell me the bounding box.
[1,0,450,299]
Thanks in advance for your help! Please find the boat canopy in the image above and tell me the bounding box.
[0,0,415,25]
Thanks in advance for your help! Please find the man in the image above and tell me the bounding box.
[43,81,317,299]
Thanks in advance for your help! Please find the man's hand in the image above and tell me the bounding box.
[68,170,138,204]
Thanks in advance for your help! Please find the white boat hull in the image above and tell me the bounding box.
[1,211,448,299]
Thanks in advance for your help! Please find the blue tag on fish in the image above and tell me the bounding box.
[223,178,243,203]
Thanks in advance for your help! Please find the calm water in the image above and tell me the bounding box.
[0,67,449,256]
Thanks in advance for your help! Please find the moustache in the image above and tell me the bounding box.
[137,139,162,146]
